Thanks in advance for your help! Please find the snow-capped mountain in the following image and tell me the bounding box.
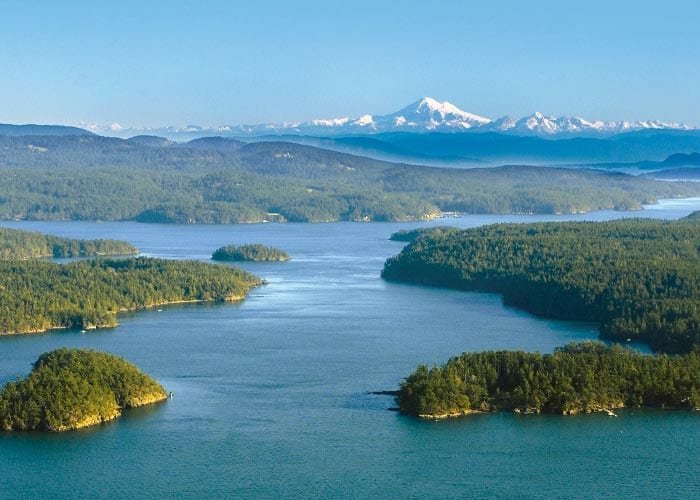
[382,97,492,130]
[274,97,493,134]
[491,112,692,137]
[85,97,694,139]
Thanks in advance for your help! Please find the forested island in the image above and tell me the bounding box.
[382,214,700,354]
[0,349,166,431]
[0,135,698,223]
[389,226,461,242]
[212,243,290,262]
[397,342,700,418]
[0,226,138,259]
[0,257,261,334]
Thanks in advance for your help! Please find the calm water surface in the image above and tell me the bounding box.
[1,199,699,498]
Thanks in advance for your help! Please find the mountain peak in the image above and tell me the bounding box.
[417,96,442,108]
[392,97,492,128]
[415,96,455,112]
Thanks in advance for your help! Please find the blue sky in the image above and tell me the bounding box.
[1,0,698,127]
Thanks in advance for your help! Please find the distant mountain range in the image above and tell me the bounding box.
[2,98,700,166]
[78,97,695,140]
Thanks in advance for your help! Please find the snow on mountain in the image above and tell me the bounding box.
[490,112,693,137]
[381,97,492,130]
[499,112,600,135]
[311,117,350,127]
[353,114,375,127]
[86,97,695,139]
[300,97,490,133]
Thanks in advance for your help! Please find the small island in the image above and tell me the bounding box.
[212,243,290,262]
[0,349,167,432]
[397,342,700,419]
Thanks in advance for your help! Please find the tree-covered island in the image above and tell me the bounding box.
[212,243,290,262]
[0,349,167,431]
[0,257,261,334]
[383,214,700,354]
[397,342,700,418]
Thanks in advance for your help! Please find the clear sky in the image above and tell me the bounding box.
[1,0,698,127]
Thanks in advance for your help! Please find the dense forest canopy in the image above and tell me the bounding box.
[0,226,137,259]
[0,257,261,334]
[212,243,290,262]
[397,342,700,418]
[0,348,166,431]
[0,135,698,222]
[382,214,700,353]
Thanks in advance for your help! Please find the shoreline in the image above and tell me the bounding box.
[411,402,700,420]
[25,389,169,432]
[5,196,700,228]
[0,291,255,337]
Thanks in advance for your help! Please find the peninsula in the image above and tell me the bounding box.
[0,257,261,334]
[0,226,138,259]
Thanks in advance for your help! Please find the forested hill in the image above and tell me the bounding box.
[382,214,700,354]
[0,349,166,431]
[0,226,137,259]
[0,124,92,137]
[0,134,699,223]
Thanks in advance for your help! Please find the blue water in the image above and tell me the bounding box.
[1,199,699,498]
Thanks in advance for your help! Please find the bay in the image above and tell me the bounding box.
[1,198,699,498]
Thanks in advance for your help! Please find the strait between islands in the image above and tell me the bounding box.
[384,214,700,419]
